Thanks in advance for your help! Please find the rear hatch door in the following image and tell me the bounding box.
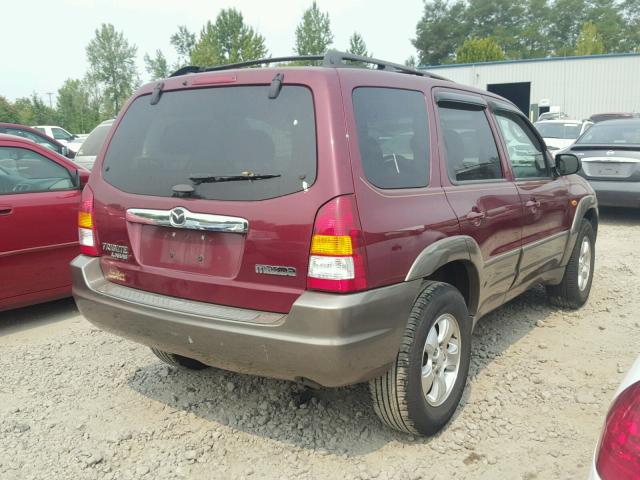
[91,70,352,313]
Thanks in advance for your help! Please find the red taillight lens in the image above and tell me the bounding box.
[596,381,640,480]
[307,195,367,293]
[78,186,100,256]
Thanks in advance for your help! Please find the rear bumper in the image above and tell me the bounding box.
[71,255,421,387]
[588,180,640,208]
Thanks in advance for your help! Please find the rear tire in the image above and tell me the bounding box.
[546,219,595,309]
[369,281,471,435]
[150,347,209,370]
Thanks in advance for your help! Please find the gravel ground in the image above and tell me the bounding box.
[1,208,639,480]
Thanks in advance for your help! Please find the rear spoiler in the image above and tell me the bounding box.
[571,144,640,152]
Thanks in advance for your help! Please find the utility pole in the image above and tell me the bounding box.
[45,92,54,108]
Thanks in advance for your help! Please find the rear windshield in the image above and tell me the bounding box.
[576,122,640,145]
[534,122,581,139]
[102,86,317,201]
[77,123,112,156]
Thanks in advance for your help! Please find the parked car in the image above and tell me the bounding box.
[534,119,593,151]
[565,119,640,207]
[74,119,114,170]
[32,125,84,152]
[589,112,639,123]
[0,134,89,312]
[71,50,598,436]
[589,355,640,480]
[0,123,75,159]
[537,111,570,121]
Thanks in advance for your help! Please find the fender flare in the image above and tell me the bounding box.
[405,235,483,315]
[561,194,598,266]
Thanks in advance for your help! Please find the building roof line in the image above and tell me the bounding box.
[422,52,640,70]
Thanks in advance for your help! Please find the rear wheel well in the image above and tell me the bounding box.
[424,260,479,315]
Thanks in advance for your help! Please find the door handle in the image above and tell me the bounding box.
[0,205,12,216]
[467,207,486,226]
[525,199,541,209]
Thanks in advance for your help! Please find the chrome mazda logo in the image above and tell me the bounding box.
[169,207,186,227]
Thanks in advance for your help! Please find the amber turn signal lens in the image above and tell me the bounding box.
[310,235,353,256]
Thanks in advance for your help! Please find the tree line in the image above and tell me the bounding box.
[1,0,637,133]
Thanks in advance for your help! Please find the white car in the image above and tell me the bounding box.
[589,355,640,479]
[534,119,593,151]
[32,125,85,153]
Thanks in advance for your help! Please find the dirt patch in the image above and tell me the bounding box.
[1,208,639,480]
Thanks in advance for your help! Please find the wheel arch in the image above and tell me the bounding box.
[405,236,482,316]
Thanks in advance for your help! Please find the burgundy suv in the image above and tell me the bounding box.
[72,51,598,436]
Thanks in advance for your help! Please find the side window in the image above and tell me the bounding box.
[6,129,61,154]
[51,128,72,141]
[495,112,550,179]
[438,104,503,182]
[0,147,73,195]
[353,87,429,189]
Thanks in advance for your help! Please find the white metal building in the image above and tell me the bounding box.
[424,53,640,121]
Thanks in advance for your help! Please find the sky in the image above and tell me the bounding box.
[1,0,424,103]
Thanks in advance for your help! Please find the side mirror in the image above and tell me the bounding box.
[555,153,581,176]
[71,169,89,189]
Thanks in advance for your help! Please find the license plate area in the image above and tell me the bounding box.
[584,162,633,179]
[138,225,243,277]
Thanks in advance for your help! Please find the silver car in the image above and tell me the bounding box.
[74,119,114,170]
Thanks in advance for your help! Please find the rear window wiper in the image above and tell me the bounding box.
[189,172,281,185]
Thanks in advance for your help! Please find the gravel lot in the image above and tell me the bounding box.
[1,208,639,480]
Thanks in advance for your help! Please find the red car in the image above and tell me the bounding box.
[0,123,75,159]
[0,134,89,311]
[72,50,598,435]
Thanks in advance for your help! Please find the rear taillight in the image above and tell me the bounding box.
[596,381,640,480]
[307,195,367,293]
[78,186,100,256]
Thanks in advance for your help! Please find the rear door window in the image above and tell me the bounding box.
[102,86,317,201]
[438,105,503,182]
[352,88,429,189]
[77,123,111,157]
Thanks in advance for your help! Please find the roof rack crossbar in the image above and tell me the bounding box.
[170,50,448,81]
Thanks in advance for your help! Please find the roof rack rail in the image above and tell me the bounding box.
[170,50,448,80]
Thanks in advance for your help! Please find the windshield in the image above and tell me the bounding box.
[102,86,317,201]
[77,124,111,157]
[576,122,640,145]
[534,122,581,139]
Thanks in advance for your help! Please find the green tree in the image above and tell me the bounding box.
[347,32,370,57]
[17,94,58,126]
[171,25,196,67]
[413,0,469,65]
[0,96,19,123]
[56,79,91,133]
[621,0,640,51]
[405,56,417,67]
[86,23,139,115]
[518,0,553,58]
[191,8,268,66]
[584,0,625,52]
[294,1,334,55]
[144,49,170,80]
[464,0,525,58]
[456,37,506,63]
[549,0,590,55]
[575,20,606,55]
